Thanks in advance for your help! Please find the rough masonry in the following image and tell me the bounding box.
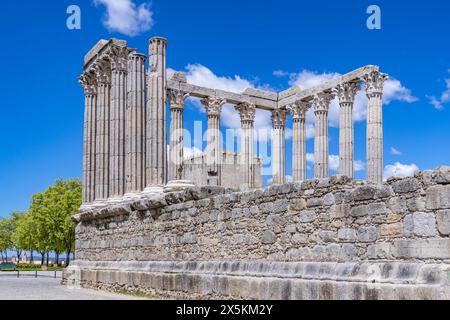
[63,167,450,299]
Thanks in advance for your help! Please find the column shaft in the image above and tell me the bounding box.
[94,60,111,201]
[313,93,333,179]
[109,64,127,198]
[168,90,188,181]
[271,109,288,185]
[364,71,388,184]
[146,37,167,189]
[126,53,147,194]
[291,102,308,181]
[336,83,359,179]
[235,103,256,189]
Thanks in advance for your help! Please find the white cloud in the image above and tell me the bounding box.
[383,162,419,180]
[284,69,417,128]
[427,72,450,110]
[306,153,365,172]
[94,0,153,36]
[390,147,402,156]
[183,146,203,159]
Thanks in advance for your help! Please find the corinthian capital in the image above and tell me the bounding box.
[93,59,111,85]
[313,92,334,113]
[112,46,131,72]
[271,109,289,129]
[78,72,97,96]
[364,71,388,97]
[335,82,360,104]
[168,89,190,110]
[235,102,256,123]
[288,101,310,120]
[201,96,226,117]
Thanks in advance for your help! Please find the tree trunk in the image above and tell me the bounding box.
[65,250,71,266]
[30,250,34,264]
[46,251,49,266]
[55,252,59,266]
[40,251,45,265]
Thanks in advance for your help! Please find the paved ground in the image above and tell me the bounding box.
[0,272,139,300]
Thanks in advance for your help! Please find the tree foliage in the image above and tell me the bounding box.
[0,179,81,265]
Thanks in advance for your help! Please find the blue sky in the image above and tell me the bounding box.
[0,0,449,217]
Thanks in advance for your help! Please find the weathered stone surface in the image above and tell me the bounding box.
[436,210,450,235]
[356,226,378,242]
[262,231,276,244]
[379,223,403,237]
[404,213,437,237]
[393,239,450,259]
[426,185,450,210]
[298,211,317,223]
[338,228,357,242]
[392,178,421,194]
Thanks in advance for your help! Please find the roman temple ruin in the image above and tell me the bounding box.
[63,37,450,300]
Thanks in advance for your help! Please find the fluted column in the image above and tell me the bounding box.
[313,92,334,179]
[146,37,167,192]
[336,82,359,179]
[168,89,189,181]
[235,102,256,189]
[125,53,147,196]
[93,59,111,202]
[271,109,288,185]
[290,101,308,181]
[79,72,97,205]
[201,96,226,187]
[109,46,129,200]
[364,71,388,184]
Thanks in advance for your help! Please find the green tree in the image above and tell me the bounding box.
[8,212,26,262]
[29,179,81,266]
[0,218,14,262]
[12,213,37,263]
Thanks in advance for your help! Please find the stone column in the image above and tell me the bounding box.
[313,92,334,179]
[271,109,288,185]
[290,101,308,182]
[146,37,168,193]
[93,59,111,203]
[235,102,256,189]
[201,96,226,187]
[364,71,388,184]
[335,82,359,179]
[125,53,147,197]
[167,89,189,181]
[108,46,129,201]
[79,72,97,206]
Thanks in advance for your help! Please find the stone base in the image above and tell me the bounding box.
[143,186,164,194]
[62,260,450,300]
[164,180,196,193]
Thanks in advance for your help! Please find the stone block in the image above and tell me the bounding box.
[289,198,306,211]
[339,244,358,261]
[356,226,378,242]
[392,178,421,194]
[426,185,450,210]
[436,210,450,235]
[350,185,377,201]
[404,212,437,237]
[338,228,357,242]
[388,197,408,214]
[262,230,276,244]
[349,205,368,217]
[393,239,450,259]
[367,243,391,259]
[298,210,317,223]
[292,233,308,244]
[379,223,403,237]
[436,167,450,185]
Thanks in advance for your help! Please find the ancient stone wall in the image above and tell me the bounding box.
[64,167,450,299]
